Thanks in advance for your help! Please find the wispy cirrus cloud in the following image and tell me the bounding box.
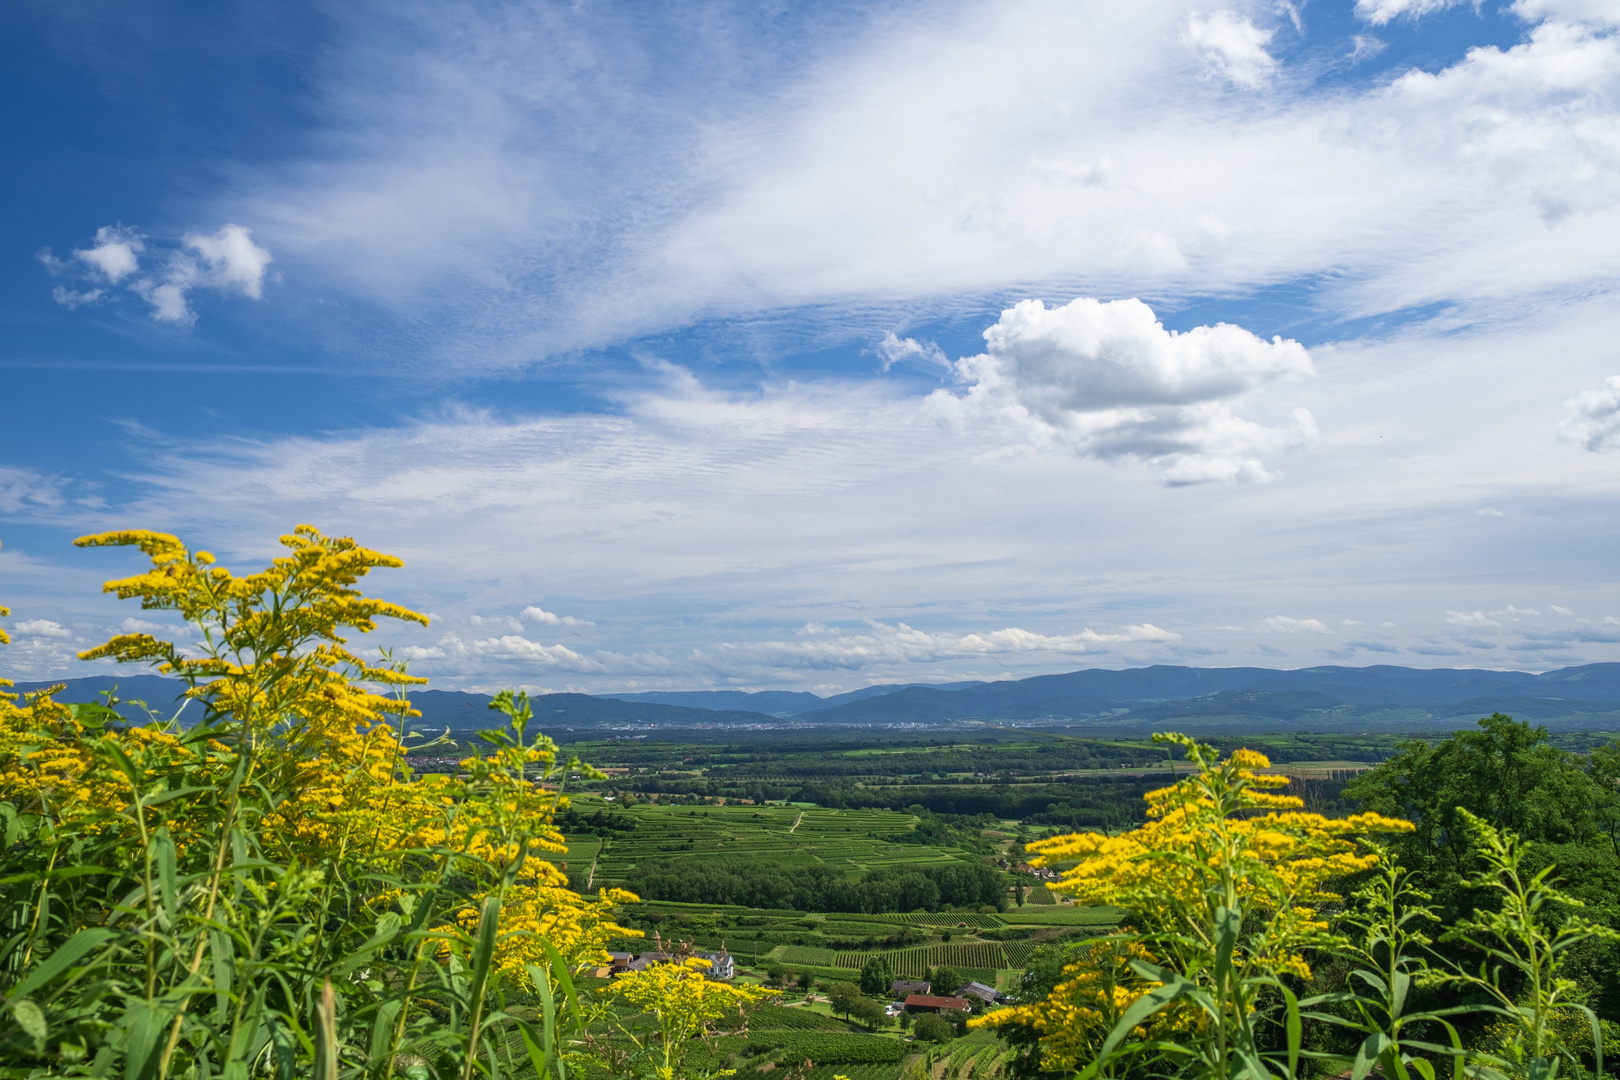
[1353,0,1467,26]
[118,0,1612,369]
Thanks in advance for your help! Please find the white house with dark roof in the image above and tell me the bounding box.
[695,950,735,980]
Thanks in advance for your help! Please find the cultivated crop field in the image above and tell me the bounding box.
[998,905,1126,926]
[893,912,1004,928]
[579,801,977,883]
[611,898,1126,974]
[746,1032,909,1064]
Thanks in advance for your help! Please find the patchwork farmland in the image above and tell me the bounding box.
[578,801,972,885]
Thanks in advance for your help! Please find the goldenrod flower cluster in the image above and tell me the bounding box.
[974,735,1414,1068]
[607,956,774,1077]
[972,936,1194,1070]
[0,527,636,979]
[1029,735,1412,978]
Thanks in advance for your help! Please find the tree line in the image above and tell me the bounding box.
[624,857,1007,912]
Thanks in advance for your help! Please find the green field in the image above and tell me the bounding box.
[892,912,1004,928]
[1000,905,1126,926]
[551,739,1148,1077]
[676,1000,920,1080]
[576,802,979,884]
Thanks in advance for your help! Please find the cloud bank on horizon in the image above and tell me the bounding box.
[5,0,1620,693]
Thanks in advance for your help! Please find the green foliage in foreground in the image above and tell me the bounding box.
[990,730,1619,1080]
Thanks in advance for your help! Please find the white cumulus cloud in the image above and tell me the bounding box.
[520,605,593,628]
[1261,616,1331,633]
[1184,11,1277,89]
[1370,20,1620,224]
[930,297,1316,484]
[13,619,72,639]
[1512,0,1620,26]
[185,224,275,300]
[463,635,604,670]
[135,224,275,325]
[1561,376,1620,451]
[1446,610,1502,627]
[44,223,273,325]
[75,225,145,283]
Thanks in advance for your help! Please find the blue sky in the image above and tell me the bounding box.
[4,0,1620,693]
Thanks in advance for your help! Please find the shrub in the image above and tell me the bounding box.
[913,1013,954,1043]
[826,980,861,1017]
[848,998,888,1030]
[858,953,893,996]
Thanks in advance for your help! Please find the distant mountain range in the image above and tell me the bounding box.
[15,663,1620,736]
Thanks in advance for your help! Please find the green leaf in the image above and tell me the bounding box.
[468,896,500,999]
[123,1002,166,1080]
[1353,1033,1392,1080]
[1074,970,1191,1080]
[537,938,582,1040]
[138,786,215,808]
[1279,980,1302,1079]
[10,998,46,1040]
[269,1014,298,1080]
[1564,1002,1603,1078]
[331,911,402,976]
[154,831,178,929]
[369,999,402,1065]
[1213,906,1240,993]
[0,864,111,887]
[6,927,116,1001]
[516,1020,551,1080]
[209,931,234,1024]
[1390,969,1409,1016]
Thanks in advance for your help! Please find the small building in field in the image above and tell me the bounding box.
[695,950,735,980]
[892,978,931,997]
[623,952,674,973]
[956,982,999,1007]
[904,994,971,1014]
[595,952,635,977]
